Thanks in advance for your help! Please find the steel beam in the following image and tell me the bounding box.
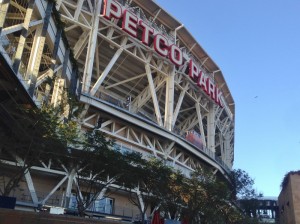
[0,0,10,35]
[82,0,102,93]
[164,67,175,131]
[145,64,163,126]
[28,1,54,97]
[207,103,216,152]
[195,102,207,147]
[12,0,36,74]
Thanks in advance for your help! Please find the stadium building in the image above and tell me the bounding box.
[0,0,235,220]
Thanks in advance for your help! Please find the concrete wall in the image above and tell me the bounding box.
[291,175,300,224]
[278,173,300,224]
[0,208,124,224]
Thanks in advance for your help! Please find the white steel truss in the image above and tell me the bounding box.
[0,0,235,211]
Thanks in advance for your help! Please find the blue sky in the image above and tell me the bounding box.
[156,0,300,197]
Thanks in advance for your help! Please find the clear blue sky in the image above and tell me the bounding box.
[156,0,300,197]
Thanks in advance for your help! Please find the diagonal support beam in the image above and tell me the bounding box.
[90,37,127,96]
[15,156,38,205]
[145,64,163,126]
[41,176,68,204]
[105,73,146,89]
[74,0,84,20]
[90,49,122,96]
[195,102,207,147]
[172,83,189,127]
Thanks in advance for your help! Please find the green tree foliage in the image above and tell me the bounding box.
[182,168,242,224]
[231,169,257,199]
[231,169,262,221]
[126,157,173,224]
[0,105,70,196]
[159,170,188,220]
[63,130,151,217]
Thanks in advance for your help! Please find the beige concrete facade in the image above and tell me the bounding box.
[279,173,300,224]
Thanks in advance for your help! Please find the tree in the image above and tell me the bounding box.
[0,105,71,196]
[60,129,115,216]
[62,130,150,217]
[231,169,257,200]
[231,169,262,221]
[159,170,188,220]
[181,168,243,224]
[126,157,173,224]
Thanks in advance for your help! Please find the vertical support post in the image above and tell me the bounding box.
[82,0,102,93]
[12,0,36,73]
[43,28,63,104]
[0,0,10,35]
[224,132,231,166]
[70,67,78,96]
[27,1,54,97]
[207,103,216,153]
[51,78,65,107]
[61,48,70,79]
[50,28,63,73]
[164,67,175,131]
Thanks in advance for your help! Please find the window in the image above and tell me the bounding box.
[69,193,77,209]
[92,197,114,214]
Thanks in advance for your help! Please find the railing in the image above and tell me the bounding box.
[13,189,140,220]
[83,91,231,173]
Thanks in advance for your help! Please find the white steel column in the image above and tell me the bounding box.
[82,0,102,93]
[207,103,216,152]
[164,67,175,131]
[145,64,163,126]
[51,78,65,107]
[224,131,233,168]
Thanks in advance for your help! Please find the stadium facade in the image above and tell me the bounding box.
[0,0,235,219]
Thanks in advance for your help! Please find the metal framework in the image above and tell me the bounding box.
[0,0,235,214]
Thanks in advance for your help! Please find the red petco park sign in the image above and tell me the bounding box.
[102,0,223,107]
